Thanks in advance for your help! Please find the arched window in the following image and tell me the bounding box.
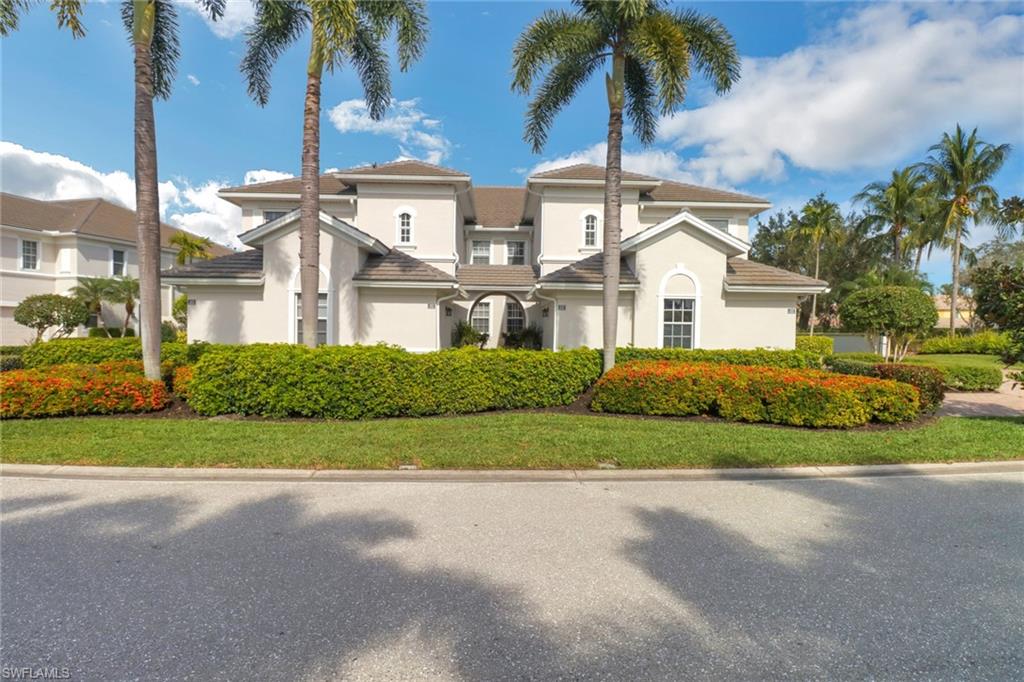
[394,206,416,245]
[583,214,598,247]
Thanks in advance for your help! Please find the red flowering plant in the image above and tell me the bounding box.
[0,360,169,419]
[591,361,919,428]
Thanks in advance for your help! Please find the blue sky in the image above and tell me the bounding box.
[2,1,1022,286]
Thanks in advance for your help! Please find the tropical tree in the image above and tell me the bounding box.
[70,277,117,337]
[791,194,842,335]
[853,167,931,262]
[998,195,1024,240]
[512,0,739,371]
[110,276,141,336]
[170,232,214,265]
[918,125,1010,335]
[241,0,428,348]
[13,295,89,343]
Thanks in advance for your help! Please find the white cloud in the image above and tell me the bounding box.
[166,181,242,249]
[529,142,706,185]
[657,4,1024,187]
[328,98,452,165]
[182,0,255,39]
[186,74,200,86]
[243,169,292,185]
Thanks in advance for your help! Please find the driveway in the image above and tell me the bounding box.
[2,470,1022,680]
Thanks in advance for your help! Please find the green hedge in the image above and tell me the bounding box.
[795,336,834,356]
[591,361,919,427]
[0,345,26,371]
[933,365,1004,391]
[615,347,822,369]
[919,331,1011,355]
[827,358,945,413]
[21,338,215,369]
[88,327,135,338]
[187,344,602,419]
[833,352,886,363]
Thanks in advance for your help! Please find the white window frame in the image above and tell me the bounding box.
[111,247,126,276]
[704,218,730,232]
[661,298,696,349]
[262,209,289,224]
[294,292,330,346]
[506,240,527,266]
[581,211,600,249]
[471,301,490,335]
[393,205,417,247]
[656,264,702,349]
[19,238,39,271]
[471,240,492,265]
[505,300,525,334]
[288,265,333,344]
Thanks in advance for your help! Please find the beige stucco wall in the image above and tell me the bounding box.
[353,183,458,275]
[356,288,442,351]
[637,206,754,243]
[535,186,642,276]
[549,292,634,349]
[238,199,356,233]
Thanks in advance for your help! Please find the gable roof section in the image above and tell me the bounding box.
[621,209,749,255]
[217,174,353,202]
[238,209,388,254]
[163,249,264,281]
[724,258,828,291]
[537,252,639,288]
[530,164,660,183]
[338,159,468,178]
[644,180,768,206]
[0,192,232,255]
[470,186,528,227]
[457,264,538,289]
[354,248,457,284]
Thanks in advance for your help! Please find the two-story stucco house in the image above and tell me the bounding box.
[0,193,232,344]
[163,160,827,351]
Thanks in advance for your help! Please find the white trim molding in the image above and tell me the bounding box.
[724,283,830,294]
[164,277,264,287]
[657,263,701,349]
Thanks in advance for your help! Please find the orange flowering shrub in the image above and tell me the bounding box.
[591,361,919,428]
[172,365,194,401]
[0,360,169,419]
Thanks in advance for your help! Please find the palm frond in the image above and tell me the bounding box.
[670,8,740,94]
[192,0,225,21]
[50,0,86,37]
[348,18,391,120]
[627,12,689,114]
[311,0,358,72]
[511,10,602,93]
[241,0,309,106]
[358,0,427,71]
[149,0,180,99]
[523,54,603,153]
[624,57,656,145]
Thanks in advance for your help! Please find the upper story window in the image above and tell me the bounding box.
[471,240,491,265]
[112,249,125,276]
[507,241,526,265]
[21,240,39,270]
[705,218,729,232]
[398,213,413,244]
[583,214,598,247]
[263,210,289,223]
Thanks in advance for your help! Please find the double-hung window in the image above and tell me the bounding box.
[506,241,526,265]
[583,215,598,247]
[705,218,729,232]
[295,292,329,345]
[505,301,525,334]
[112,249,125,276]
[471,240,491,265]
[663,298,695,349]
[21,240,39,270]
[471,302,490,335]
[397,212,413,244]
[263,210,289,223]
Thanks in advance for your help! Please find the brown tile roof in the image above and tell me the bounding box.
[725,257,827,287]
[538,252,639,286]
[339,159,468,178]
[0,193,233,255]
[457,264,538,288]
[163,249,264,279]
[354,249,457,283]
[530,164,659,183]
[470,186,528,227]
[219,174,353,196]
[645,180,768,205]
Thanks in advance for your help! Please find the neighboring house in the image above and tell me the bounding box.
[933,294,974,329]
[0,193,232,344]
[164,160,827,351]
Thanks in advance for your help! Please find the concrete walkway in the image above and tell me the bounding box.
[938,371,1024,417]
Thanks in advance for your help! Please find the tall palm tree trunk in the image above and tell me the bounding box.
[949,222,962,337]
[133,1,162,380]
[299,46,323,348]
[914,245,924,273]
[601,51,625,373]
[808,244,820,337]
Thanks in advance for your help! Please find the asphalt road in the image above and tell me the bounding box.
[2,471,1022,680]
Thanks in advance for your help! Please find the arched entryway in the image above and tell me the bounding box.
[459,291,536,348]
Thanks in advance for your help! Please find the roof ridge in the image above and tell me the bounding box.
[338,158,466,175]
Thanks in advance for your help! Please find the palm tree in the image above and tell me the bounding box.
[241,0,428,348]
[110,276,141,336]
[0,0,85,37]
[512,0,739,371]
[918,125,1010,335]
[70,277,117,337]
[998,195,1023,240]
[791,194,842,336]
[853,167,930,262]
[170,232,214,265]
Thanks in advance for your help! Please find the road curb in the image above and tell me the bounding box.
[1,460,1021,484]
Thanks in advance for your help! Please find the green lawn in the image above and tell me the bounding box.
[903,354,1016,370]
[1,414,1020,470]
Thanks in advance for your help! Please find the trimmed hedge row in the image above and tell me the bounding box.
[21,337,214,368]
[615,347,823,369]
[0,360,169,419]
[590,361,920,428]
[0,345,26,371]
[795,336,834,356]
[826,358,945,413]
[919,331,1010,355]
[932,365,1003,392]
[187,344,602,418]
